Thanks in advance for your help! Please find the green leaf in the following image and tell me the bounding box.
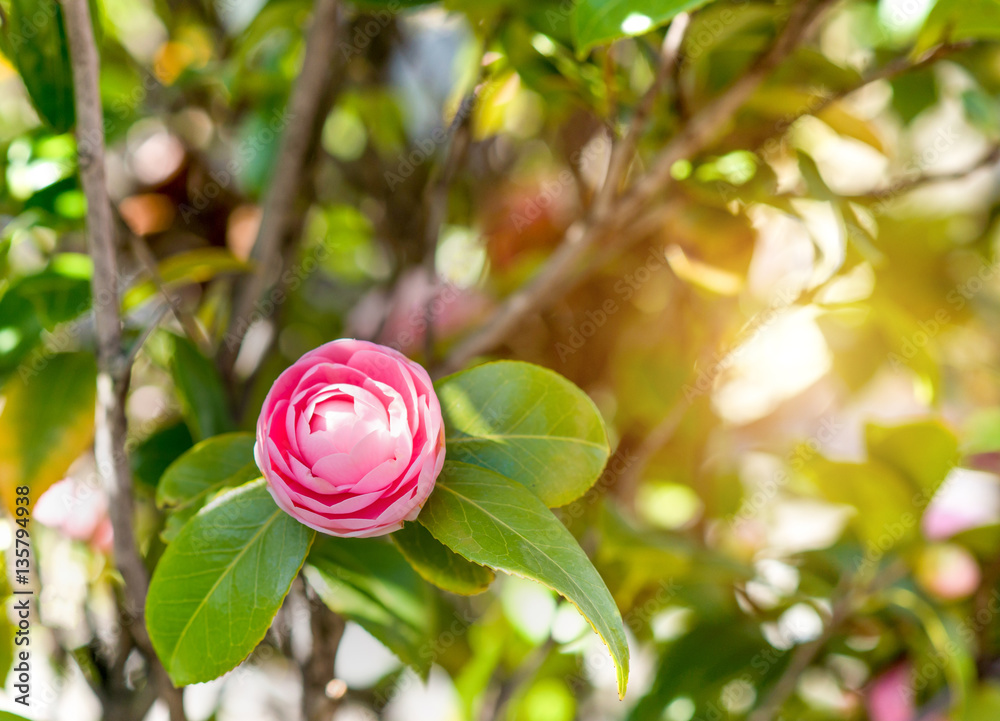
[10,255,92,329]
[865,420,958,499]
[123,249,251,311]
[0,352,96,511]
[806,458,916,546]
[966,682,1000,721]
[156,432,259,541]
[962,408,1000,455]
[0,609,13,690]
[0,712,31,721]
[146,480,314,686]
[916,0,1000,54]
[572,0,712,55]
[304,536,437,675]
[132,421,195,488]
[3,0,75,132]
[392,521,495,596]
[417,461,629,698]
[153,333,234,441]
[628,619,786,721]
[0,291,43,384]
[0,255,93,383]
[435,361,610,508]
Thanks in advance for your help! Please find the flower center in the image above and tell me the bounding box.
[305,390,391,457]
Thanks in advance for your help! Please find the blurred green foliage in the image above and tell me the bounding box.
[3,0,1000,719]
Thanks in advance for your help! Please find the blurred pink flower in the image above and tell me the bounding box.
[922,468,1000,540]
[35,478,113,553]
[916,544,981,600]
[255,339,445,538]
[867,662,914,721]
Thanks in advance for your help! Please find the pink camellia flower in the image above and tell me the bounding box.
[255,339,446,538]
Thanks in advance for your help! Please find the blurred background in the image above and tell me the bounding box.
[4,0,1000,719]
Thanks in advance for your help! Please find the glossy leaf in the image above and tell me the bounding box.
[132,421,195,488]
[146,480,314,686]
[628,619,786,721]
[3,0,75,132]
[916,0,1000,53]
[806,458,916,546]
[417,461,629,698]
[305,535,437,675]
[0,291,43,384]
[865,420,958,498]
[572,0,713,55]
[10,255,92,329]
[0,352,96,511]
[156,432,259,541]
[123,249,251,310]
[392,521,495,596]
[435,361,610,508]
[154,333,234,440]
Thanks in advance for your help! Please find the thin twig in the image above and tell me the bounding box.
[302,588,347,721]
[592,12,690,220]
[60,0,185,718]
[801,41,971,127]
[121,220,213,355]
[221,0,343,377]
[853,143,1000,200]
[123,302,170,369]
[440,0,836,374]
[420,84,482,361]
[616,0,838,223]
[748,565,908,721]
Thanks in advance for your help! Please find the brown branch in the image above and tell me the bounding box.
[440,0,836,374]
[852,143,1000,200]
[592,12,690,220]
[302,590,347,721]
[616,0,837,222]
[60,1,185,718]
[220,0,344,377]
[419,80,484,361]
[801,40,970,127]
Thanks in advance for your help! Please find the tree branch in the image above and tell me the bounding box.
[302,589,346,721]
[853,143,1000,200]
[440,0,836,374]
[804,40,970,125]
[592,12,690,220]
[61,0,185,718]
[220,0,344,377]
